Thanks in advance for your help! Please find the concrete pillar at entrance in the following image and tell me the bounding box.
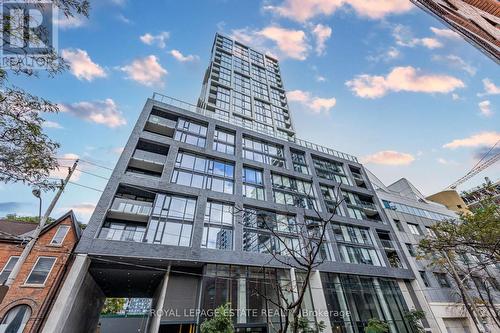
[309,270,333,333]
[149,265,171,333]
[41,254,92,333]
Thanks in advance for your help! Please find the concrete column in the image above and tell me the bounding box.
[237,277,247,324]
[41,254,91,333]
[149,265,171,333]
[309,270,333,333]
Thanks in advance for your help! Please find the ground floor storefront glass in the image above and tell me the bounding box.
[321,273,412,333]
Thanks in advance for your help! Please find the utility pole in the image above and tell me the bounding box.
[3,160,79,288]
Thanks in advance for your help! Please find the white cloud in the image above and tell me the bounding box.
[61,202,96,222]
[346,66,465,99]
[315,75,327,82]
[362,150,415,166]
[112,147,125,154]
[43,120,63,129]
[264,0,413,21]
[432,54,476,76]
[51,153,81,180]
[59,98,127,128]
[478,78,500,96]
[169,49,199,62]
[231,26,309,60]
[287,90,336,114]
[437,158,458,165]
[443,131,500,149]
[62,49,107,81]
[54,15,86,29]
[452,93,460,101]
[430,27,461,40]
[367,46,400,62]
[478,100,493,117]
[140,31,170,48]
[393,25,442,49]
[311,24,332,56]
[116,14,132,24]
[120,55,167,87]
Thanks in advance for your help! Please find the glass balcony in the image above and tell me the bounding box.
[99,227,146,242]
[108,198,153,223]
[380,239,395,249]
[145,115,176,137]
[132,149,166,165]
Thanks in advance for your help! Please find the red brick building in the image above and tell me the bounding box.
[0,211,81,333]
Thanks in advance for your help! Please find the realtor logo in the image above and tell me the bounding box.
[1,0,58,69]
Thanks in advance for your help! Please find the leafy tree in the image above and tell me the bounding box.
[295,317,326,332]
[404,309,426,333]
[101,298,126,315]
[364,318,389,333]
[4,213,55,224]
[200,303,233,333]
[0,0,89,190]
[418,184,500,332]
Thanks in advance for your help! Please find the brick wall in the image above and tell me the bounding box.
[0,214,79,333]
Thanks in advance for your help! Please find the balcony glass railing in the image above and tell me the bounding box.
[148,115,175,128]
[99,227,146,242]
[152,93,358,163]
[132,149,166,165]
[380,239,395,249]
[110,198,152,216]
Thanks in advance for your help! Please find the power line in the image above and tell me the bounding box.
[67,181,104,193]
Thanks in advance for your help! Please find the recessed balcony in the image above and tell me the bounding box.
[108,197,153,223]
[129,149,166,174]
[144,114,176,137]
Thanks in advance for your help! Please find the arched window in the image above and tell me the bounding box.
[0,305,31,333]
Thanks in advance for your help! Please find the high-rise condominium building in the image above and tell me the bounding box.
[44,34,421,333]
[410,0,499,62]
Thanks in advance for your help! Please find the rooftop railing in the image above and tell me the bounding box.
[152,93,358,163]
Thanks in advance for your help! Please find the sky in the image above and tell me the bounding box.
[1,0,499,223]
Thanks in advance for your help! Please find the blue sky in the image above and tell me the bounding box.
[1,0,499,222]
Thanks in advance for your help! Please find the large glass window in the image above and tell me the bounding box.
[172,152,234,194]
[174,118,207,148]
[0,305,31,333]
[233,56,249,75]
[145,194,196,246]
[343,191,381,222]
[312,157,351,185]
[213,128,235,155]
[291,150,309,175]
[320,185,345,216]
[217,66,231,86]
[272,174,319,210]
[98,221,146,242]
[251,64,267,83]
[338,245,382,266]
[382,200,454,221]
[202,201,234,250]
[0,256,19,284]
[243,167,265,200]
[232,91,252,117]
[250,50,265,67]
[332,224,372,245]
[233,43,248,59]
[321,274,413,333]
[254,100,273,125]
[242,136,285,167]
[243,208,299,256]
[252,80,269,100]
[25,257,56,285]
[233,72,251,95]
[215,85,231,111]
[305,218,333,261]
[407,223,421,235]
